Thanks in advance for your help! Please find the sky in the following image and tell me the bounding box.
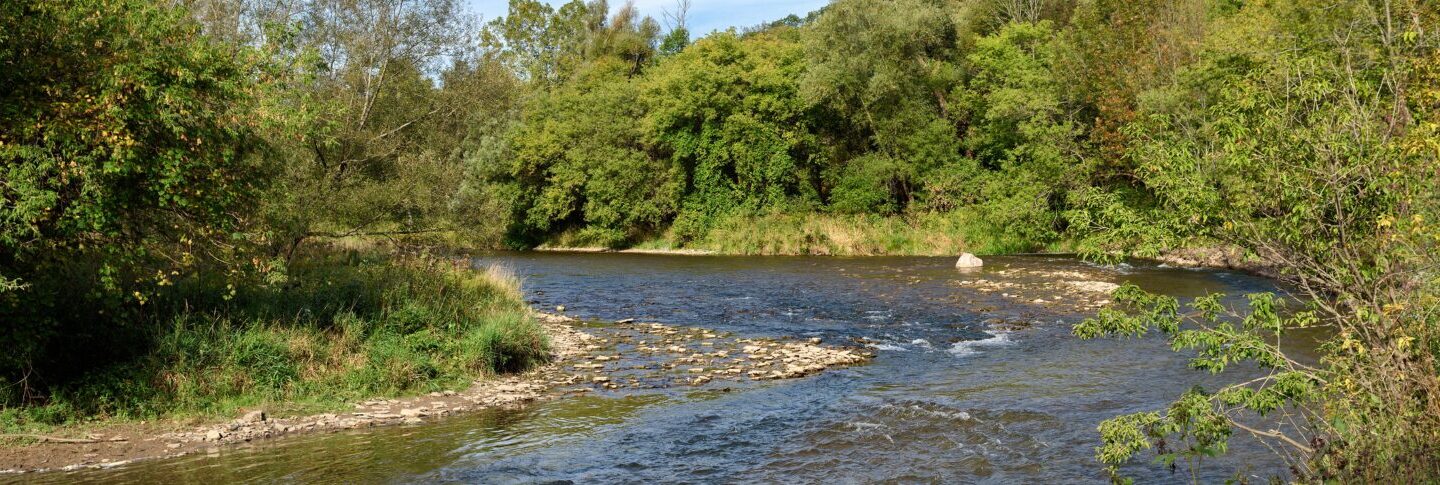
[465,0,831,36]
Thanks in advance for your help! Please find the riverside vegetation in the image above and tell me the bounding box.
[2,0,1438,481]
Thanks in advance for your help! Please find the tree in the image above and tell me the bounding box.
[800,0,964,213]
[0,0,267,389]
[643,31,817,240]
[499,62,681,247]
[658,0,691,56]
[951,20,1080,246]
[1070,0,1440,480]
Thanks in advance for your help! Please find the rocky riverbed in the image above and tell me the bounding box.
[0,312,871,475]
[952,265,1120,312]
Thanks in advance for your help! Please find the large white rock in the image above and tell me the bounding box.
[955,253,984,269]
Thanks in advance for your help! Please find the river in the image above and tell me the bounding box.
[43,254,1315,483]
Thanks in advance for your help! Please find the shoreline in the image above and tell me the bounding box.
[0,312,870,475]
[531,245,1281,280]
[532,246,718,255]
[0,248,1273,475]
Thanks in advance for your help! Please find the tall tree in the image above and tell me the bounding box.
[0,0,267,387]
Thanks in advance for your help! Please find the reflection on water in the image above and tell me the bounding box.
[42,254,1316,484]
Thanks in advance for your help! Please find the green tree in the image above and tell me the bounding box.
[0,0,267,389]
[1070,0,1440,480]
[949,20,1080,246]
[800,0,964,212]
[497,60,681,247]
[643,31,817,241]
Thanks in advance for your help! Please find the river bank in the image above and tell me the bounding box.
[535,243,1279,281]
[14,254,1303,483]
[534,246,717,255]
[0,312,870,475]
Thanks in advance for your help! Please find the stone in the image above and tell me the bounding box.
[955,253,984,269]
[1067,280,1120,293]
[592,376,611,383]
[400,408,423,418]
[556,305,566,312]
[205,430,224,442]
[239,410,266,423]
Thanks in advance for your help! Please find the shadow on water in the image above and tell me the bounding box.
[41,254,1321,484]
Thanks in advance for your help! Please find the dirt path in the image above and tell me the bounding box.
[0,312,870,475]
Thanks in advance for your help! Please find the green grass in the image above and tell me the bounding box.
[1,254,548,433]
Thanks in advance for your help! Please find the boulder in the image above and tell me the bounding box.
[955,253,984,269]
[239,410,266,423]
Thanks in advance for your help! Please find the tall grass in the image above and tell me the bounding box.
[660,211,1065,256]
[1,254,548,430]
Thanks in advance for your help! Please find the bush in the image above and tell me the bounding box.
[0,254,549,429]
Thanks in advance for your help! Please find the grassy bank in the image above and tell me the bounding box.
[623,211,1068,256]
[0,254,548,435]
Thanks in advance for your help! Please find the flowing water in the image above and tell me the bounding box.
[41,254,1320,483]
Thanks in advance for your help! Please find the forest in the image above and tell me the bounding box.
[2,0,1438,481]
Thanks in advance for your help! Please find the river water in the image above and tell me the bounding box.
[45,254,1315,483]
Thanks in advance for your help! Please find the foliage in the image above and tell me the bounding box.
[801,0,962,213]
[0,0,544,430]
[1069,0,1440,481]
[6,0,1440,480]
[0,0,268,386]
[1,254,548,426]
[488,2,1089,252]
[645,30,818,241]
[501,62,681,248]
[1075,285,1323,480]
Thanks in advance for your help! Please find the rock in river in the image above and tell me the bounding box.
[955,253,984,269]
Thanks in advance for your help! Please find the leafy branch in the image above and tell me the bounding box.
[1074,284,1326,482]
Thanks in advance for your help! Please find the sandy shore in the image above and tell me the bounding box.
[0,312,870,475]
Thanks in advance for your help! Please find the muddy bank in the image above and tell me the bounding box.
[0,313,869,475]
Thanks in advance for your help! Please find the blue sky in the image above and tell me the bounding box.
[465,0,830,36]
